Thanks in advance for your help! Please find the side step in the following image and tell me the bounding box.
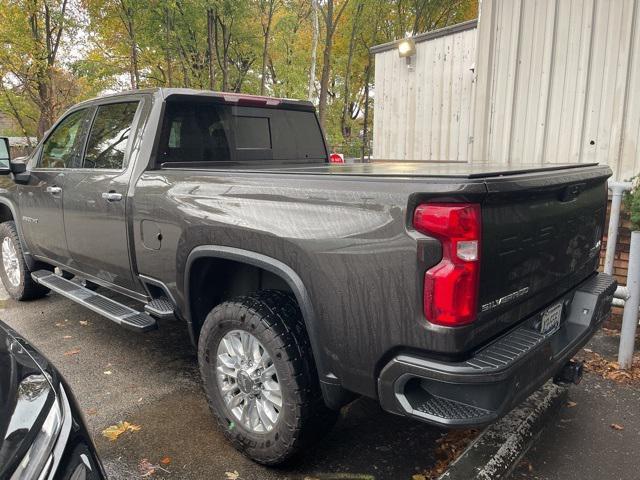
[32,270,157,333]
[144,296,174,319]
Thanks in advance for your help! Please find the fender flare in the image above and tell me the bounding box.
[184,245,331,380]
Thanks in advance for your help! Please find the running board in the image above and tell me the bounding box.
[31,270,157,333]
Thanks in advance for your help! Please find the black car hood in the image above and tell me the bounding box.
[0,321,57,478]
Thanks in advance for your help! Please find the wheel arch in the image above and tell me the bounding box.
[0,200,14,223]
[185,246,317,346]
[0,198,34,269]
[184,246,351,409]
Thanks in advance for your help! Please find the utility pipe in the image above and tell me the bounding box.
[604,181,633,275]
[614,286,629,300]
[618,231,640,369]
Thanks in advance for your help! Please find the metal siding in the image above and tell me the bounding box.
[373,26,476,161]
[620,0,640,179]
[374,0,640,180]
[471,0,640,179]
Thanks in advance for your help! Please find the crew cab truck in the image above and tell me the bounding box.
[0,88,616,465]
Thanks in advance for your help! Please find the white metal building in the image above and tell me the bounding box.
[372,0,640,181]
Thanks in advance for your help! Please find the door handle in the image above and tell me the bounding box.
[45,186,62,194]
[102,192,123,202]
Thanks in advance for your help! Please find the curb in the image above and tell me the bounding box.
[440,381,568,480]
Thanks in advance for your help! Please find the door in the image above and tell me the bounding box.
[62,100,142,292]
[18,109,88,263]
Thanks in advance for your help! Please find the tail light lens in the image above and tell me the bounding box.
[413,203,481,327]
[329,153,345,164]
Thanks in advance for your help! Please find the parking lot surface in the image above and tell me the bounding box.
[0,286,444,480]
[8,284,637,480]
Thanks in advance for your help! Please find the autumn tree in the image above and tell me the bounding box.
[317,0,349,130]
[0,0,82,137]
[0,0,478,147]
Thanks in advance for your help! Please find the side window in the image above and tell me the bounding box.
[168,119,182,148]
[83,102,139,169]
[39,110,86,168]
[0,138,9,169]
[160,102,231,164]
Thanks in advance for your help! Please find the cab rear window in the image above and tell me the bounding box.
[157,99,326,167]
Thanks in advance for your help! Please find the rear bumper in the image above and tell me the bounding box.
[378,273,616,427]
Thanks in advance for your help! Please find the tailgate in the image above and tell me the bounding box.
[476,165,610,332]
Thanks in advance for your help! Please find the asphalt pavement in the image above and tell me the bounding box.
[511,331,640,480]
[0,285,444,480]
[3,283,637,480]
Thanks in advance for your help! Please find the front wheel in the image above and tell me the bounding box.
[0,221,49,300]
[198,290,337,465]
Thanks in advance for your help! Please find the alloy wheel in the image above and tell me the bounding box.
[216,329,282,433]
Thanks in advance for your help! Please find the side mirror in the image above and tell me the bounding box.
[0,137,10,175]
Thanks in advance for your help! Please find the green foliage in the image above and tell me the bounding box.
[624,177,640,230]
[1,0,478,145]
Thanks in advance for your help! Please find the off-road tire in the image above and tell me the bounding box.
[0,221,49,300]
[198,290,338,465]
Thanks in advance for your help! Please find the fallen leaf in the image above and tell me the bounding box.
[79,320,88,326]
[412,475,427,480]
[63,348,81,356]
[102,421,142,441]
[160,456,171,465]
[55,323,65,328]
[62,335,72,339]
[139,458,155,477]
[610,423,624,431]
[103,371,112,375]
[415,429,478,479]
[225,472,240,480]
[581,350,640,385]
[566,401,577,408]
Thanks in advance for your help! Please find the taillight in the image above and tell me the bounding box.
[329,153,345,164]
[413,203,481,327]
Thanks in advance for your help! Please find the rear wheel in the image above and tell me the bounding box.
[198,290,337,465]
[0,221,49,300]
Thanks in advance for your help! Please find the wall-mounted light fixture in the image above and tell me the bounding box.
[398,38,416,70]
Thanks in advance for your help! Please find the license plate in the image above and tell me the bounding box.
[539,302,563,334]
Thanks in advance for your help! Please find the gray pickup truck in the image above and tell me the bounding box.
[0,88,616,465]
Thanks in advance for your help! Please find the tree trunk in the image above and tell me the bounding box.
[36,78,53,139]
[165,6,173,87]
[308,0,319,101]
[318,0,349,130]
[260,0,276,95]
[318,0,333,130]
[120,1,139,89]
[207,8,216,90]
[215,16,230,92]
[340,2,362,140]
[30,0,67,137]
[129,19,139,89]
